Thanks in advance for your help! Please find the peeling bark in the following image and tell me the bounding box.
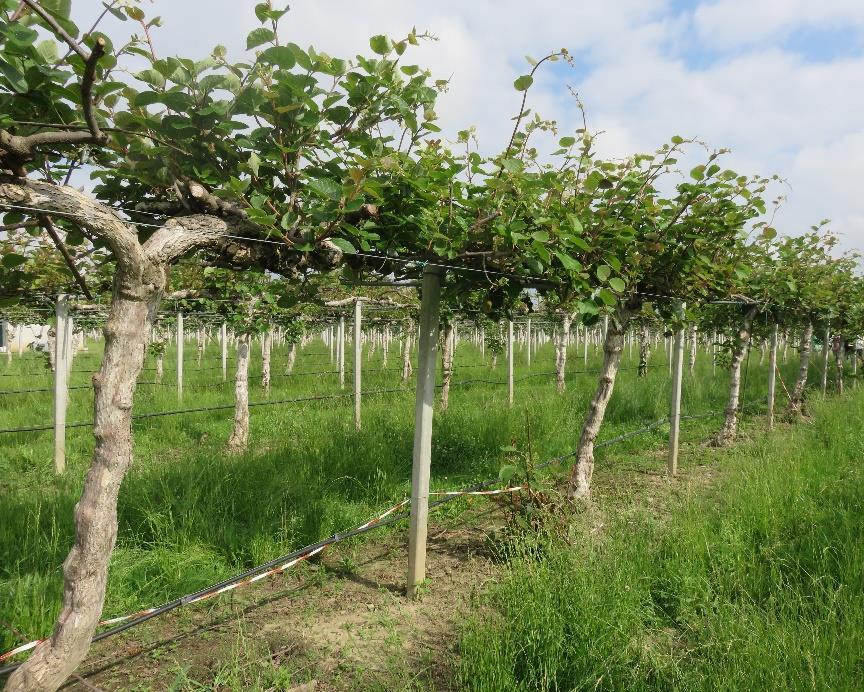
[715,307,758,446]
[789,322,813,414]
[555,314,572,393]
[227,333,250,453]
[439,320,454,410]
[568,309,630,499]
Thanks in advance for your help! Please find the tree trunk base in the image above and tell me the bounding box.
[568,452,594,500]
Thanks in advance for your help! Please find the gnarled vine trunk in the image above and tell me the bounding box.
[715,307,758,446]
[227,333,251,453]
[555,314,572,393]
[789,322,813,414]
[638,322,651,377]
[439,320,455,410]
[6,278,161,692]
[568,309,630,499]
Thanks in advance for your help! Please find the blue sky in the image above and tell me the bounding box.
[75,0,864,253]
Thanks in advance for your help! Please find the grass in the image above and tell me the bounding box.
[457,384,864,691]
[0,330,827,676]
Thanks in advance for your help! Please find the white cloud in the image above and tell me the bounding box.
[693,0,864,48]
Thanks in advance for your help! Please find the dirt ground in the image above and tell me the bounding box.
[62,503,509,691]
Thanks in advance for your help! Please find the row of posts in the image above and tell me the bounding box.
[8,290,835,598]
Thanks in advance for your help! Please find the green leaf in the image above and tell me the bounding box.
[501,158,523,173]
[286,43,312,70]
[690,165,706,181]
[609,277,626,292]
[246,27,276,50]
[531,231,549,243]
[308,178,343,202]
[762,227,777,239]
[329,237,357,254]
[134,68,165,88]
[35,39,58,63]
[254,2,271,21]
[584,171,603,192]
[369,35,391,55]
[558,136,576,148]
[258,46,296,69]
[671,135,684,144]
[513,75,533,91]
[598,288,617,307]
[0,58,28,93]
[248,152,261,177]
[554,251,581,272]
[578,300,599,316]
[498,464,518,483]
[568,214,583,234]
[1,253,26,269]
[596,265,611,282]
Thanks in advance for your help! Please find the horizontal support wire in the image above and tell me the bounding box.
[0,387,416,435]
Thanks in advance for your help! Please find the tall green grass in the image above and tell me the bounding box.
[0,334,818,658]
[458,390,864,691]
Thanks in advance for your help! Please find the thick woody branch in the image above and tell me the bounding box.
[143,213,345,276]
[0,178,143,276]
[0,129,100,176]
[8,122,191,155]
[177,179,249,219]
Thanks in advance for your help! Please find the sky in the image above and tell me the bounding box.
[78,0,864,253]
